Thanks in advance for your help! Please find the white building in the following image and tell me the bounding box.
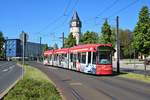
[70,11,82,45]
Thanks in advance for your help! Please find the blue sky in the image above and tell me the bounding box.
[0,0,150,47]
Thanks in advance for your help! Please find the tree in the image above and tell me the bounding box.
[0,31,4,58]
[110,28,116,48]
[99,19,112,44]
[43,44,49,51]
[53,43,58,49]
[119,29,134,58]
[132,6,150,57]
[64,33,76,48]
[80,31,98,44]
[112,28,134,58]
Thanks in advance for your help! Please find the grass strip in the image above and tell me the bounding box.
[4,65,62,100]
[119,72,150,83]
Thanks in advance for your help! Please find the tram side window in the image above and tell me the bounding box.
[54,54,57,61]
[70,53,73,62]
[88,52,91,64]
[49,55,51,61]
[78,53,81,62]
[73,54,77,62]
[62,54,67,62]
[93,52,96,64]
[81,52,86,64]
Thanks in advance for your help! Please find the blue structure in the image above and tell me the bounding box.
[6,39,22,57]
[6,39,45,60]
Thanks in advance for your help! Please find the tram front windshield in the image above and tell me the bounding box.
[98,47,112,64]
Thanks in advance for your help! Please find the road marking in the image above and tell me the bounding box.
[1,65,16,72]
[9,65,15,69]
[0,62,10,67]
[70,82,82,86]
[2,69,9,72]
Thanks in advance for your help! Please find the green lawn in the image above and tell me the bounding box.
[4,65,62,100]
[119,72,150,83]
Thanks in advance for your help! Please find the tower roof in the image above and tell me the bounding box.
[71,11,80,21]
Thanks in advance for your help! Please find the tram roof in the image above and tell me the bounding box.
[54,48,69,54]
[43,44,112,55]
[69,44,112,52]
[43,50,53,55]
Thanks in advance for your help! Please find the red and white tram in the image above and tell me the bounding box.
[43,44,114,75]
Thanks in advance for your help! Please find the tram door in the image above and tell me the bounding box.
[78,52,87,72]
[58,54,61,67]
[69,53,77,70]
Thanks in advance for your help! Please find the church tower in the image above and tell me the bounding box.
[70,11,82,45]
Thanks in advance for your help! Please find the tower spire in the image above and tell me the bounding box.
[70,11,82,45]
[72,11,80,21]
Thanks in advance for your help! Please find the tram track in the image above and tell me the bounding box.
[71,88,84,100]
[92,77,150,100]
[27,61,150,100]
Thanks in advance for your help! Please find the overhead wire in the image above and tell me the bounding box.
[64,0,72,16]
[50,0,80,45]
[82,0,118,31]
[107,0,139,18]
[41,0,79,46]
[83,0,118,23]
[83,0,139,31]
[50,0,79,32]
[34,0,73,36]
[95,0,118,18]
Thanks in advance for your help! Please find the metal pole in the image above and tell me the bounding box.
[59,32,65,48]
[5,37,8,60]
[23,33,25,65]
[116,16,120,73]
[134,49,136,71]
[144,63,147,77]
[62,32,64,48]
[40,37,42,61]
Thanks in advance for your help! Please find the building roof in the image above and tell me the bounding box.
[71,11,80,21]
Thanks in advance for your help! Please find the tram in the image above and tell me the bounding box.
[43,44,114,75]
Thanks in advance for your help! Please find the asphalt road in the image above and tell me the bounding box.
[0,61,23,98]
[27,61,150,100]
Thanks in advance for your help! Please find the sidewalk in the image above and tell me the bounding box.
[113,59,150,76]
[113,59,150,70]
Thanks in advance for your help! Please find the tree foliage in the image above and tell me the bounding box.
[110,28,116,48]
[80,31,98,44]
[132,6,150,56]
[111,28,134,58]
[119,29,133,58]
[64,33,76,48]
[99,19,112,44]
[0,31,4,57]
[43,44,49,51]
